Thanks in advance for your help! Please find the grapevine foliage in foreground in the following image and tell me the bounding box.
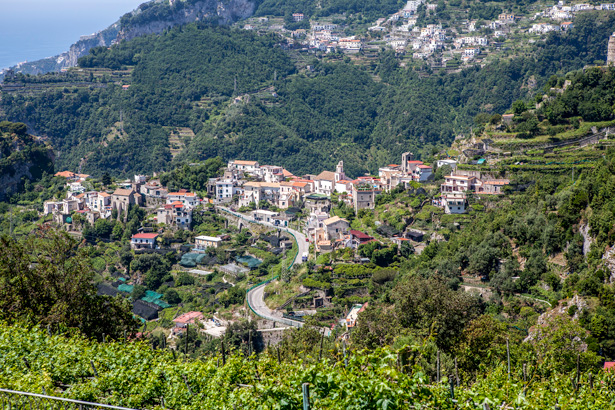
[1,323,615,409]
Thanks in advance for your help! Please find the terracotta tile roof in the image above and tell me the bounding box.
[484,179,510,185]
[168,192,195,196]
[132,233,159,239]
[55,171,75,178]
[174,311,204,325]
[323,216,348,225]
[316,171,336,181]
[113,189,133,196]
[406,160,423,164]
[417,165,432,169]
[233,160,258,166]
[98,192,111,197]
[282,169,294,177]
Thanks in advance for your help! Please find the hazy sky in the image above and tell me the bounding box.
[0,0,146,68]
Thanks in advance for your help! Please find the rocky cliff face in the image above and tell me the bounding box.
[119,0,256,41]
[0,162,35,201]
[0,130,54,201]
[1,0,256,80]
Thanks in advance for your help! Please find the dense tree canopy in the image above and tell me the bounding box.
[0,229,137,339]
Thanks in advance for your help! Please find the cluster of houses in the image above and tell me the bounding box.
[305,25,363,52]
[360,0,605,63]
[44,171,144,225]
[432,170,510,214]
[237,0,612,66]
[45,171,205,247]
[47,150,510,256]
[534,1,612,22]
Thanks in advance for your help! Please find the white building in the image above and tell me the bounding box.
[215,180,237,201]
[194,235,222,250]
[228,159,260,174]
[167,191,199,207]
[435,159,458,170]
[252,209,279,223]
[156,203,192,229]
[443,194,467,214]
[131,233,159,250]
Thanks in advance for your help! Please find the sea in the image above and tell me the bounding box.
[0,0,145,70]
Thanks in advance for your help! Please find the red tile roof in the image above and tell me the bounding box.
[173,311,204,325]
[350,230,373,240]
[168,192,196,197]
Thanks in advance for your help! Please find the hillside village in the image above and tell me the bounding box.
[47,153,508,252]
[241,0,615,67]
[5,1,615,404]
[27,33,615,340]
[40,149,515,337]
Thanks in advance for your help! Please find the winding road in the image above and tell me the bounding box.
[217,206,309,328]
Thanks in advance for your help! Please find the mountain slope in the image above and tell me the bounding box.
[0,0,258,79]
[2,13,615,177]
[0,122,53,201]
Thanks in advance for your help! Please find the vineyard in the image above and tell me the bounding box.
[1,323,614,409]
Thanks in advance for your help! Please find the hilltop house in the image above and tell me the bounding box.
[156,202,192,229]
[310,161,347,195]
[323,216,350,240]
[131,233,159,250]
[440,193,467,214]
[228,159,260,175]
[140,180,168,199]
[111,188,142,216]
[239,181,281,208]
[173,311,204,328]
[167,191,198,207]
[441,175,479,193]
[351,183,382,212]
[194,235,222,250]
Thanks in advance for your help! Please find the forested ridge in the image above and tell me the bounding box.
[3,13,615,178]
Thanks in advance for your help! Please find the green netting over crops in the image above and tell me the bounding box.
[180,252,208,267]
[118,284,134,293]
[236,255,262,269]
[141,290,171,308]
